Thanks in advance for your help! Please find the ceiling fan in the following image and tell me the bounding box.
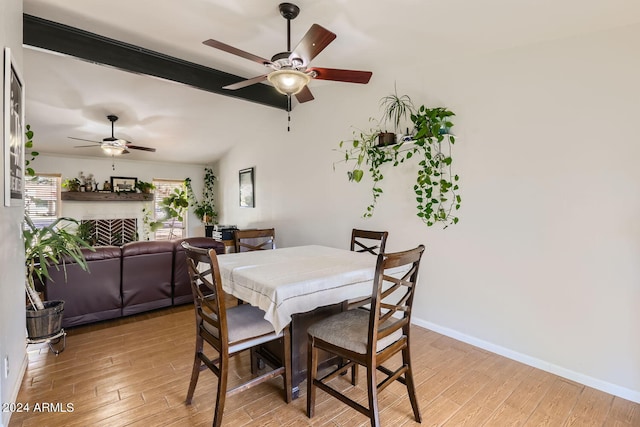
[69,115,156,156]
[203,2,373,104]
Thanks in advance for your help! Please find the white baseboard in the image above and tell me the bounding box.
[3,352,28,427]
[412,317,640,404]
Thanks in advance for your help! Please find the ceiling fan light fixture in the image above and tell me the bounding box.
[101,142,125,156]
[267,69,310,95]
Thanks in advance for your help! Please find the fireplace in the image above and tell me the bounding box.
[79,218,138,246]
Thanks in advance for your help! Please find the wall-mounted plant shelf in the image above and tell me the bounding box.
[61,192,153,202]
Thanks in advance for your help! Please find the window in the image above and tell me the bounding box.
[24,174,61,227]
[153,179,186,240]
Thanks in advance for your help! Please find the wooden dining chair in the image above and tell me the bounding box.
[348,229,389,309]
[350,229,388,256]
[234,228,276,253]
[306,245,425,427]
[182,242,292,427]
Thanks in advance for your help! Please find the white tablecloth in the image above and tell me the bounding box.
[216,245,380,333]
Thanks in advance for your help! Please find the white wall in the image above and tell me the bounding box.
[0,1,26,426]
[216,23,640,402]
[35,153,211,238]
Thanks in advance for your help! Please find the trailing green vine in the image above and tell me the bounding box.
[185,167,218,225]
[335,96,461,228]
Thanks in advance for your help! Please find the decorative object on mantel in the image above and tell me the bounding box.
[135,181,155,194]
[62,177,81,192]
[185,167,218,225]
[110,176,137,192]
[335,91,461,228]
[78,171,95,192]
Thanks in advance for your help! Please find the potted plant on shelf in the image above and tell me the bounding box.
[62,178,81,192]
[335,90,461,228]
[185,167,218,226]
[135,181,156,194]
[377,86,415,146]
[23,213,93,340]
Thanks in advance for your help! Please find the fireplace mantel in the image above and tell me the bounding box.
[61,192,153,202]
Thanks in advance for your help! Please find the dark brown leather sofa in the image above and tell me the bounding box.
[43,237,224,328]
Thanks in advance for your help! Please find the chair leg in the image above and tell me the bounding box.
[402,346,422,423]
[366,365,381,427]
[212,354,229,427]
[185,336,203,404]
[250,347,258,375]
[306,336,318,418]
[282,326,292,403]
[351,364,358,386]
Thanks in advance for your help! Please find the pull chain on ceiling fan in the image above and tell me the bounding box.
[202,2,373,130]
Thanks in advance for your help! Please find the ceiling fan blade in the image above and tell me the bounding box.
[203,39,272,66]
[68,136,101,144]
[223,74,269,90]
[73,144,102,148]
[125,144,156,152]
[290,24,336,65]
[295,85,315,103]
[309,67,373,84]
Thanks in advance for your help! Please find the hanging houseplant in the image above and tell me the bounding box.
[185,167,218,225]
[336,92,461,228]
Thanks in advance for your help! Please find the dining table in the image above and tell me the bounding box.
[216,244,382,397]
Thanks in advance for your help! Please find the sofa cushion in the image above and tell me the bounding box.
[121,240,175,316]
[45,245,122,328]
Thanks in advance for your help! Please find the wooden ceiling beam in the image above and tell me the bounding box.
[23,14,288,111]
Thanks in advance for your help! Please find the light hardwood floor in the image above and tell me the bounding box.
[9,303,640,427]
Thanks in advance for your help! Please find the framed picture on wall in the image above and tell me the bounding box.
[110,176,137,192]
[3,47,26,207]
[239,167,254,208]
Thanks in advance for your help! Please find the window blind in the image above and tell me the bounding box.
[24,174,61,227]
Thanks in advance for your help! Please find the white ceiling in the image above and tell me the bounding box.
[22,0,640,164]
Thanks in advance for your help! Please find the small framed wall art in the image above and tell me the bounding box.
[239,167,254,208]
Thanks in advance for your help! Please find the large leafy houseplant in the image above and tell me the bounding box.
[160,183,189,239]
[185,167,218,225]
[336,93,461,228]
[24,214,93,311]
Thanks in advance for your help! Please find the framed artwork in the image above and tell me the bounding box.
[239,167,254,208]
[110,176,137,192]
[4,47,25,207]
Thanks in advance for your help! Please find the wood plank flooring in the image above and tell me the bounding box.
[9,303,640,426]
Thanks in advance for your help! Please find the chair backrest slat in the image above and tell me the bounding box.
[234,228,276,252]
[350,229,388,255]
[368,245,425,357]
[182,242,228,351]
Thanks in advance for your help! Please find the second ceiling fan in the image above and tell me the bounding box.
[69,115,156,156]
[203,2,372,103]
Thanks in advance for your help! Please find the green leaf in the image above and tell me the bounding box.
[352,169,364,182]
